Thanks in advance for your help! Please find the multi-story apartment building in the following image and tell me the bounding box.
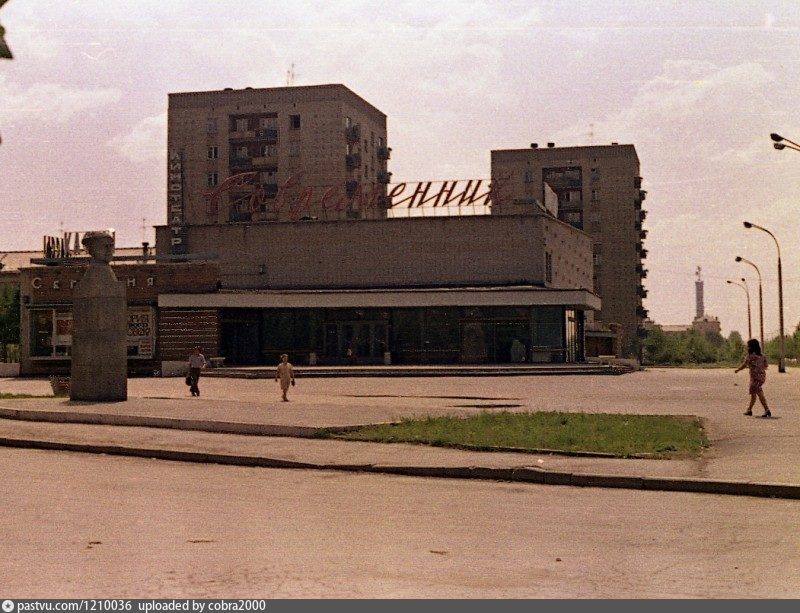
[167,84,391,252]
[491,143,648,357]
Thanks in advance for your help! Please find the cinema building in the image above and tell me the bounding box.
[11,84,609,373]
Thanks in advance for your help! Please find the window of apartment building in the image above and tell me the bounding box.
[524,170,534,183]
[565,211,582,225]
[236,145,249,159]
[377,136,384,148]
[207,146,218,159]
[260,171,276,183]
[593,244,602,266]
[591,189,599,202]
[259,116,277,129]
[235,118,248,132]
[344,116,352,128]
[289,114,301,129]
[289,141,300,156]
[261,144,276,157]
[207,173,218,187]
[363,138,368,152]
[206,119,218,134]
[545,252,553,284]
[371,131,375,146]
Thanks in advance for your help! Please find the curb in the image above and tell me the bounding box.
[1,436,798,500]
[0,407,320,438]
[202,365,631,379]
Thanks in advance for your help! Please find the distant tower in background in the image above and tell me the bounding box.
[692,266,721,335]
[695,266,704,320]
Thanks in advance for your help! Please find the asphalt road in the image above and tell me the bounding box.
[1,447,798,598]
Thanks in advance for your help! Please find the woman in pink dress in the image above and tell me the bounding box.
[735,339,772,418]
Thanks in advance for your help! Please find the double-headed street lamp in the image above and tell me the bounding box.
[743,221,785,373]
[771,132,800,153]
[735,256,764,347]
[726,278,752,340]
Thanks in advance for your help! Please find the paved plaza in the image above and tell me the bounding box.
[1,367,799,486]
[1,368,799,597]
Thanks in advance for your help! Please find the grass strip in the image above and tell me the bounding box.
[322,411,708,459]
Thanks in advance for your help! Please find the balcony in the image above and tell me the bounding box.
[639,209,648,222]
[377,146,392,160]
[640,248,648,259]
[377,171,392,184]
[229,209,252,223]
[251,156,278,168]
[229,130,256,140]
[544,177,582,190]
[262,183,279,197]
[230,157,252,168]
[345,180,358,197]
[634,176,643,188]
[345,124,361,143]
[638,286,648,299]
[639,229,648,240]
[346,153,362,169]
[255,128,279,140]
[636,305,649,319]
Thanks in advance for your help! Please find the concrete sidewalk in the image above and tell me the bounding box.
[1,368,798,498]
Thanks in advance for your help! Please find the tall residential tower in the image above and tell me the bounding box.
[167,84,391,253]
[491,143,648,356]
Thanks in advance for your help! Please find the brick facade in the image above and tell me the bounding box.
[17,262,220,375]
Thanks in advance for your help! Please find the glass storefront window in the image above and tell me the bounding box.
[30,307,155,359]
[31,309,54,357]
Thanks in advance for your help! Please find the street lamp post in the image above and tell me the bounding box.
[735,256,764,347]
[726,279,752,340]
[771,132,800,153]
[743,221,785,373]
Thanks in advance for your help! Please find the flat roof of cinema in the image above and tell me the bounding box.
[159,286,601,311]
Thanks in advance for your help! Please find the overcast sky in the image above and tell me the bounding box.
[1,0,799,338]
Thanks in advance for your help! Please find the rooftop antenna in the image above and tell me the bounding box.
[141,217,147,243]
[588,123,595,145]
[286,63,296,86]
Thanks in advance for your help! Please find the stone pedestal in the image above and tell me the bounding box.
[70,258,127,401]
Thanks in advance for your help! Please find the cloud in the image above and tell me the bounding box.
[549,60,800,333]
[0,75,121,124]
[107,112,166,163]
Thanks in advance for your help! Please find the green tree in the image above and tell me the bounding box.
[685,330,717,363]
[721,330,746,364]
[0,284,20,346]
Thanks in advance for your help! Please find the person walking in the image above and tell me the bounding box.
[735,339,772,418]
[275,353,295,401]
[187,346,207,397]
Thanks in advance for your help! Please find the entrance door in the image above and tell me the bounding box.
[459,321,529,363]
[220,310,261,365]
[324,321,387,363]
